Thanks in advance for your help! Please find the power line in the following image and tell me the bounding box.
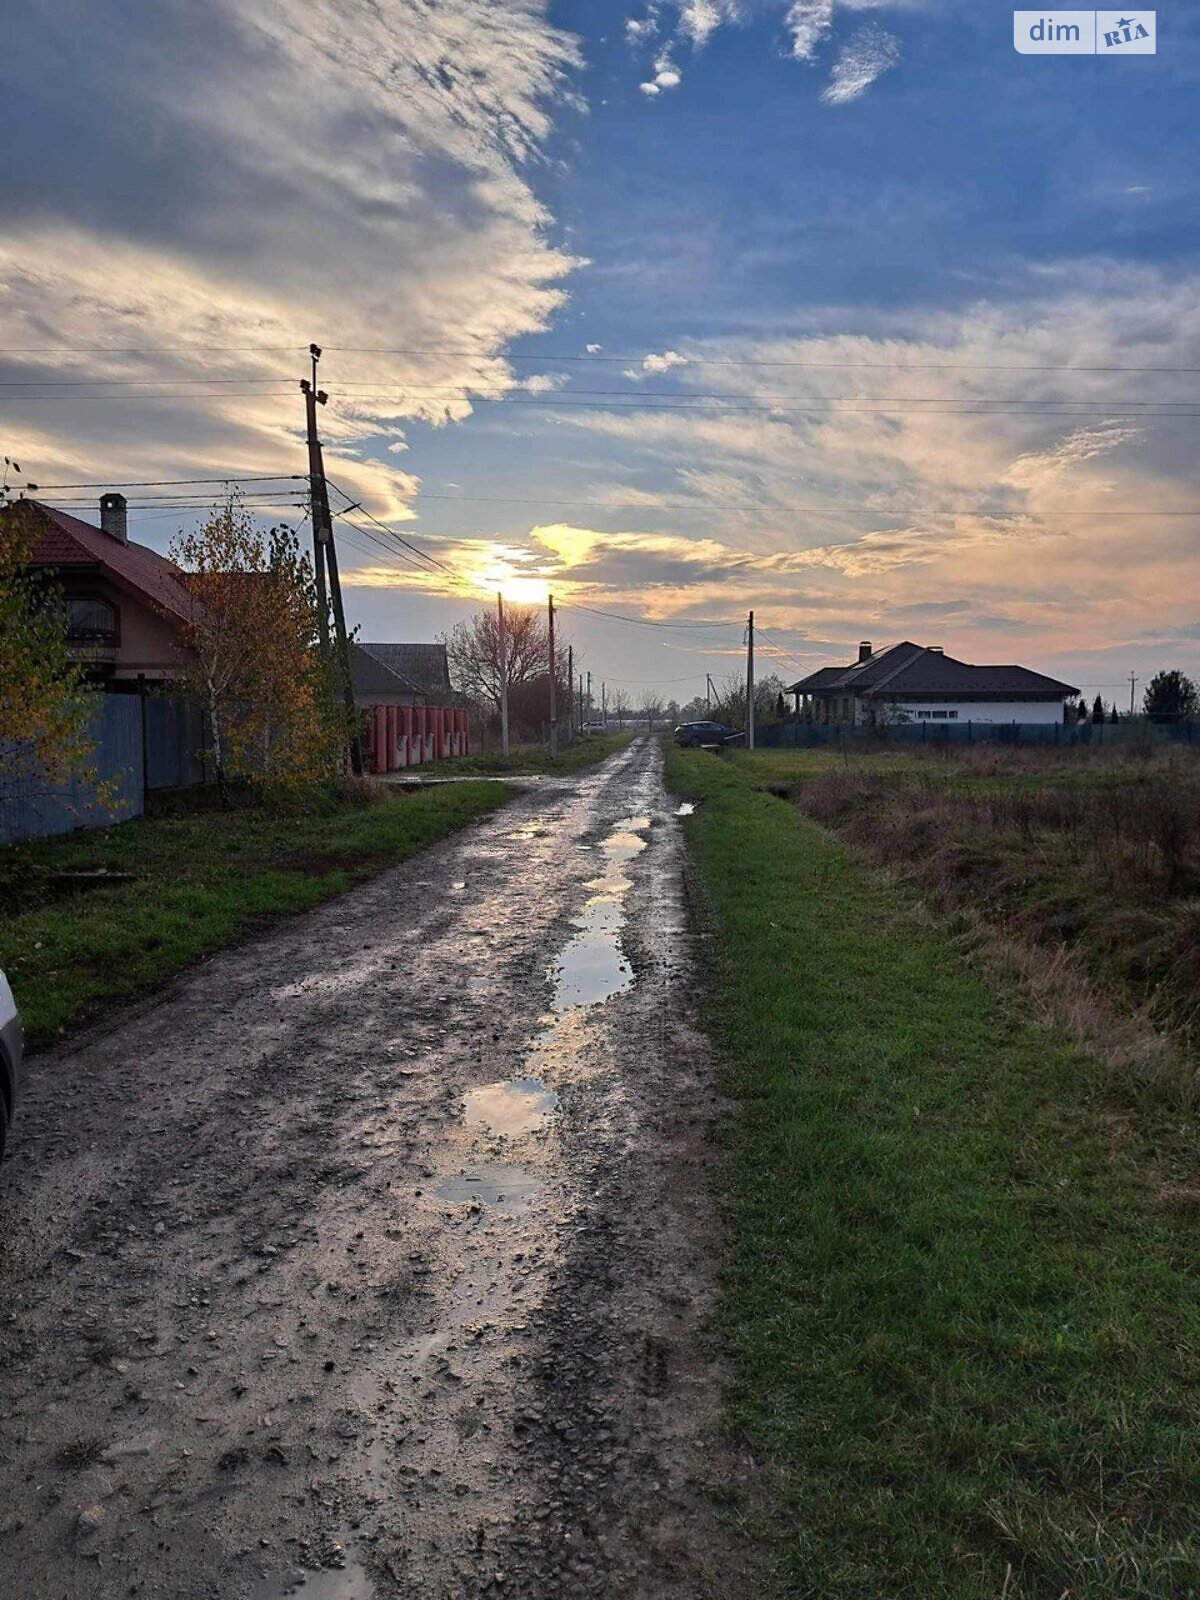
[318,348,1200,375]
[8,343,1200,374]
[410,490,1200,518]
[31,475,306,489]
[325,479,463,581]
[560,599,741,629]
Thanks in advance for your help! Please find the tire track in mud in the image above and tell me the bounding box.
[0,738,749,1599]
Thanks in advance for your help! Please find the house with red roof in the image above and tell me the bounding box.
[8,493,194,687]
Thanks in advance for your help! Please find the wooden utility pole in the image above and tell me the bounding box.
[566,644,574,742]
[302,344,362,774]
[547,593,558,758]
[1129,671,1138,717]
[497,592,510,757]
[601,682,607,727]
[706,673,716,715]
[746,609,755,751]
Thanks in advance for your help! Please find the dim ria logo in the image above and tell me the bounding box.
[1014,11,1156,53]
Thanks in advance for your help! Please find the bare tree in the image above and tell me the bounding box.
[636,692,664,731]
[443,605,548,720]
[609,687,630,728]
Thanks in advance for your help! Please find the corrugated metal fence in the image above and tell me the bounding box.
[0,693,210,845]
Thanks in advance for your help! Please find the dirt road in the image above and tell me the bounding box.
[0,738,746,1599]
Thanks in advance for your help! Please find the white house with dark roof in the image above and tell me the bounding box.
[787,641,1079,726]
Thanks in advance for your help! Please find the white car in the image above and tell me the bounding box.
[0,971,22,1164]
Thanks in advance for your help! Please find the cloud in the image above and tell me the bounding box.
[1,0,583,523]
[527,264,1200,665]
[785,1,834,60]
[643,349,691,373]
[1006,423,1142,487]
[821,23,900,102]
[586,343,604,354]
[625,2,902,100]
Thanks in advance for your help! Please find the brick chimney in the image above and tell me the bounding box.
[99,492,128,544]
[858,639,872,663]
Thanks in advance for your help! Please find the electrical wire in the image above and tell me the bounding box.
[31,476,305,488]
[5,340,1200,374]
[559,599,741,630]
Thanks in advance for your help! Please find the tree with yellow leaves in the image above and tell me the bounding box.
[0,500,99,810]
[170,499,348,800]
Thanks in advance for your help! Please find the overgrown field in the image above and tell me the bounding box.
[668,744,1200,1599]
[0,780,509,1048]
[746,743,1200,1080]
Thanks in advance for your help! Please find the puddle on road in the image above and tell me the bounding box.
[435,1166,541,1210]
[550,815,648,1013]
[463,1077,557,1137]
[251,1553,372,1600]
[676,801,696,816]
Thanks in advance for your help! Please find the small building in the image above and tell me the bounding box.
[349,642,453,708]
[8,493,193,687]
[788,641,1079,726]
[349,641,467,770]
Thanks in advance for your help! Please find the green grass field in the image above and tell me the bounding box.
[424,727,633,776]
[667,745,1200,1599]
[0,781,509,1049]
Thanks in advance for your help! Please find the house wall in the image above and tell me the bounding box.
[890,698,1065,725]
[113,587,184,680]
[63,574,184,682]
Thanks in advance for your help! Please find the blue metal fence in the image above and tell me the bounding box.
[0,692,212,845]
[757,719,1200,749]
[144,695,210,791]
[0,695,144,844]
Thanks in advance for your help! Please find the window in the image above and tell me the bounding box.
[916,708,959,720]
[66,597,117,639]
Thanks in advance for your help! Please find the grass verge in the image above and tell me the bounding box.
[424,729,633,776]
[667,745,1200,1599]
[1,781,509,1049]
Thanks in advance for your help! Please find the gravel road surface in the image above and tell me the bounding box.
[0,738,749,1599]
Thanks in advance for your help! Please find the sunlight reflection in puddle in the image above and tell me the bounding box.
[676,801,695,816]
[434,1167,541,1210]
[551,814,647,1011]
[251,1552,373,1600]
[463,1077,558,1137]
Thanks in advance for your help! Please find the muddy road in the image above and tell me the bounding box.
[0,738,749,1599]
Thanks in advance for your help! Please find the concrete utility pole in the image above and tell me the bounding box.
[497,592,510,757]
[706,673,716,715]
[601,682,607,727]
[1129,671,1138,717]
[548,593,558,758]
[586,670,592,727]
[566,645,574,741]
[578,673,584,732]
[302,344,362,774]
[746,609,756,751]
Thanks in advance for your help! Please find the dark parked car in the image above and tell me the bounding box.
[673,720,735,747]
[0,970,22,1165]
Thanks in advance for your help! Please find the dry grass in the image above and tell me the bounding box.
[762,748,1200,1098]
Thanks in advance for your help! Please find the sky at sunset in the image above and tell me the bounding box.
[4,1,1200,704]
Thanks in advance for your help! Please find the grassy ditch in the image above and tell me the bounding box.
[0,780,509,1048]
[424,728,633,776]
[668,745,1200,1599]
[746,744,1200,1073]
